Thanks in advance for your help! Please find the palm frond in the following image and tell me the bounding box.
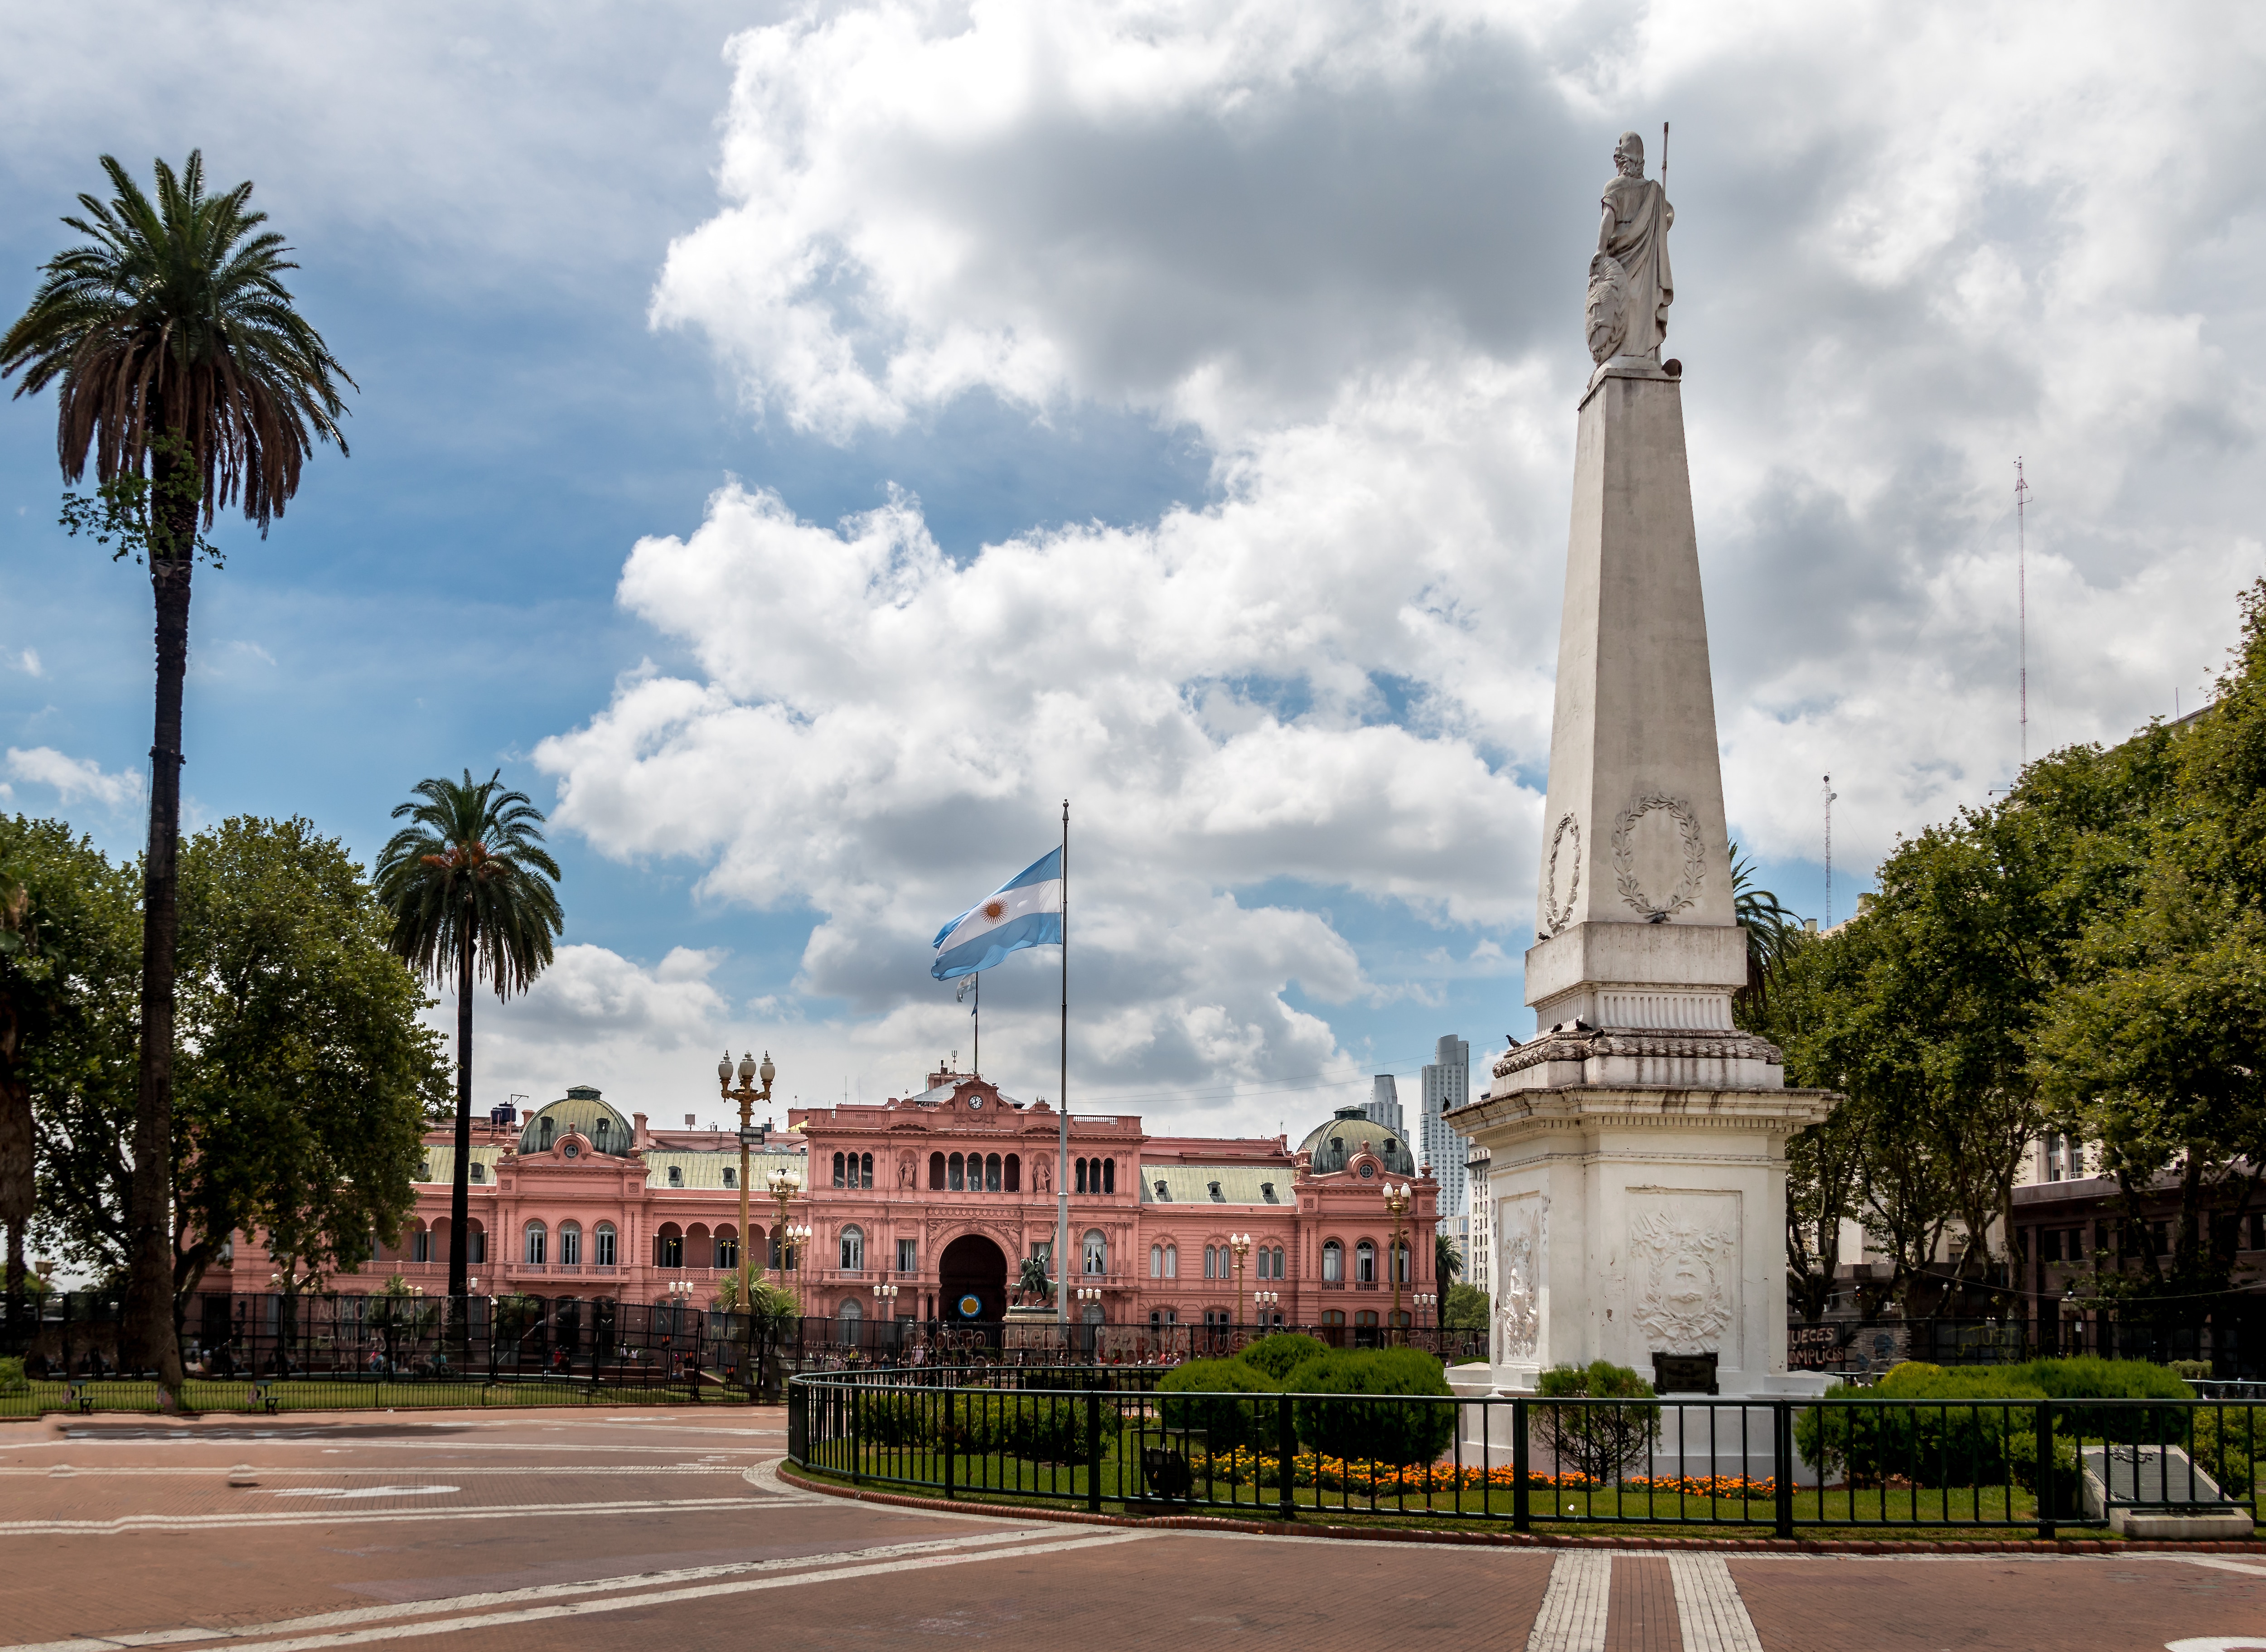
[374,770,564,1001]
[1,149,354,536]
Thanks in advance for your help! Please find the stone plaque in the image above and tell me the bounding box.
[1652,1350,1718,1395]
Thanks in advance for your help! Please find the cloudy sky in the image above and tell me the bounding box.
[2,2,2260,1139]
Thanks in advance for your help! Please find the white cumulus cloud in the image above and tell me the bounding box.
[4,746,145,812]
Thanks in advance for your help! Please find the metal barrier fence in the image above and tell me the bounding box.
[787,1367,2266,1536]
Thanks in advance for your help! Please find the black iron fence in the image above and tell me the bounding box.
[0,1293,1484,1414]
[788,1366,2266,1536]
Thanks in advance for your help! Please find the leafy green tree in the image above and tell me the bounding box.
[2032,583,2266,1314]
[0,819,140,1327]
[32,819,445,1318]
[2,153,353,1383]
[1442,1281,1490,1331]
[375,771,563,1300]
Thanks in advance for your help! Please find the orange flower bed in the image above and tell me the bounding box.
[1201,1446,1775,1499]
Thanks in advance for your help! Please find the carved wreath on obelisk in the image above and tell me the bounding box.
[1611,794,1706,920]
[1629,1210,1734,1351]
[1543,814,1582,936]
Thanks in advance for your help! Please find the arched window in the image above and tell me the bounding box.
[1150,1243,1164,1278]
[468,1223,487,1264]
[524,1222,547,1265]
[539,1116,555,1150]
[833,1152,846,1188]
[1082,1229,1107,1275]
[1253,1244,1269,1280]
[593,1116,611,1149]
[559,1222,581,1266]
[840,1225,865,1270]
[985,1153,1002,1193]
[1356,1240,1376,1284]
[1075,1158,1088,1195]
[949,1153,966,1191]
[1356,1309,1379,1328]
[658,1226,683,1268]
[594,1223,617,1266]
[838,1296,863,1319]
[469,1162,487,1184]
[410,1226,432,1264]
[1203,1246,1217,1280]
[667,1165,683,1188]
[1322,1240,1343,1282]
[1005,1153,1021,1193]
[1103,1159,1115,1194]
[1321,1309,1346,1327]
[1271,1246,1286,1279]
[929,1152,946,1190]
[722,1166,736,1188]
[1394,1241,1410,1283]
[716,1233,738,1269]
[860,1152,874,1188]
[1164,1244,1178,1278]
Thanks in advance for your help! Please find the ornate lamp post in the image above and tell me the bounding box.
[767,1166,804,1296]
[1254,1289,1278,1327]
[718,1050,777,1318]
[1382,1182,1412,1344]
[1229,1232,1252,1328]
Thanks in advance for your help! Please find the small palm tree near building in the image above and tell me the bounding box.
[376,771,562,1300]
[2,153,353,1384]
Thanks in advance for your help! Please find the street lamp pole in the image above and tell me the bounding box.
[718,1050,777,1315]
[1229,1233,1251,1331]
[1383,1182,1411,1346]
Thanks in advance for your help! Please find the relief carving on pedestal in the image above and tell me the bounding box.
[1629,1208,1734,1351]
[1495,1195,1547,1361]
[1610,793,1706,921]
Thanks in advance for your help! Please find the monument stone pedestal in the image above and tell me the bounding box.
[1451,354,1836,1411]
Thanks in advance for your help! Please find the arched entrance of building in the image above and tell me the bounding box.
[938,1233,1007,1323]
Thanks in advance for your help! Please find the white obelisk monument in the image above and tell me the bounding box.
[1451,131,1836,1400]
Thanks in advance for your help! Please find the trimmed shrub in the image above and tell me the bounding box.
[1535,1361,1661,1483]
[1158,1358,1279,1453]
[1288,1348,1454,1468]
[2010,1356,2193,1445]
[0,1356,24,1396]
[857,1388,1117,1461]
[1237,1333,1327,1382]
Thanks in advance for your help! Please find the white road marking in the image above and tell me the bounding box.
[2,1530,1151,1652]
[0,1530,1073,1652]
[0,1465,756,1478]
[2166,1640,2266,1651]
[1526,1552,1611,1652]
[1672,1555,1765,1652]
[2170,1557,2266,1580]
[268,1486,460,1500]
[0,1493,777,1536]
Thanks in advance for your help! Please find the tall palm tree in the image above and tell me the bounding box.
[375,772,563,1300]
[1730,841,1806,1019]
[2,153,353,1382]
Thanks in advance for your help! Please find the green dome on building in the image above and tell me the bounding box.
[519,1085,633,1155]
[1298,1105,1418,1177]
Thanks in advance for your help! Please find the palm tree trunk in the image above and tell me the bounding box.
[448,936,473,1301]
[121,549,190,1389]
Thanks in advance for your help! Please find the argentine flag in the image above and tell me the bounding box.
[931,848,1063,981]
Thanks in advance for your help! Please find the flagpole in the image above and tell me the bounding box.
[1056,797,1069,1328]
[973,971,978,1076]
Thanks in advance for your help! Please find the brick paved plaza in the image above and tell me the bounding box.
[2,1408,2263,1651]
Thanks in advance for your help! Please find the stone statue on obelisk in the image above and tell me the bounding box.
[1447,133,1838,1416]
[1586,130,1674,365]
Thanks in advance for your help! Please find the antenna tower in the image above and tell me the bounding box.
[1823,774,1837,929]
[2016,457,2029,769]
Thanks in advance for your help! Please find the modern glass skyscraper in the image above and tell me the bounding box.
[1419,1034,1471,1225]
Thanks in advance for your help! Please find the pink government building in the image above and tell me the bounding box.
[237,1065,1446,1331]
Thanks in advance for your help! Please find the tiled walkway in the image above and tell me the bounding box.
[1,1409,2262,1651]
